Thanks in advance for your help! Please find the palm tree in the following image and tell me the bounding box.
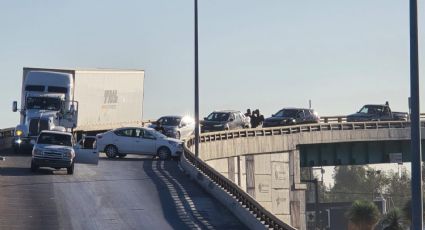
[402,199,425,227]
[381,208,405,230]
[347,200,381,230]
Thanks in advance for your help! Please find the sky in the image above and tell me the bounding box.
[0,1,424,128]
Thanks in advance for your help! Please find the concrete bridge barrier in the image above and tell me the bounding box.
[187,121,418,229]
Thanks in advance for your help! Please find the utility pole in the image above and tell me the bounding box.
[194,0,200,157]
[409,0,423,228]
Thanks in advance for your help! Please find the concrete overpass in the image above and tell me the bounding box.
[182,120,421,229]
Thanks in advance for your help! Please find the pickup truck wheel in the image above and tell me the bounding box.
[105,145,118,158]
[157,147,171,160]
[67,163,74,175]
[30,160,38,172]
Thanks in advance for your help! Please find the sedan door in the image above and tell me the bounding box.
[113,128,138,154]
[74,137,99,165]
[133,129,157,155]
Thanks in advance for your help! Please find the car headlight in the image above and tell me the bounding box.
[15,130,23,136]
[64,150,75,159]
[32,148,43,156]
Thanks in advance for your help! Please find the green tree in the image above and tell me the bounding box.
[385,170,411,209]
[381,208,405,230]
[347,200,381,230]
[328,166,388,202]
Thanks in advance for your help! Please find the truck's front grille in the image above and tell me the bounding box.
[43,151,63,159]
[29,119,49,136]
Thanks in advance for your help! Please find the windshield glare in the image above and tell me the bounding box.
[37,133,72,146]
[206,113,229,122]
[158,117,181,126]
[275,109,298,117]
[359,106,383,115]
[27,97,61,111]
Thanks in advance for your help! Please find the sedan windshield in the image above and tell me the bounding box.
[274,109,298,117]
[206,112,229,122]
[27,97,61,111]
[158,117,181,126]
[37,133,72,146]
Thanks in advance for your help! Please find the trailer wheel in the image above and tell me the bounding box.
[105,145,118,158]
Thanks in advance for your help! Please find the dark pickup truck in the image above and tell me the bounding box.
[347,103,408,122]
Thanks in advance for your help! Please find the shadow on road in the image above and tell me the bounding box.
[142,160,245,230]
[0,166,66,176]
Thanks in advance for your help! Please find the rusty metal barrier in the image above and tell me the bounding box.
[183,138,296,230]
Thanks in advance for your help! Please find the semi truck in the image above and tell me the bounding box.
[12,67,145,153]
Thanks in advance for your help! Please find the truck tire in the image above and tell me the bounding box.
[30,160,39,172]
[105,145,118,158]
[157,147,171,160]
[67,163,74,175]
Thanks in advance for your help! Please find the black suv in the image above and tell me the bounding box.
[201,110,249,132]
[263,108,320,128]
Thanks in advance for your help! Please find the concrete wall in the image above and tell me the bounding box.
[198,127,415,229]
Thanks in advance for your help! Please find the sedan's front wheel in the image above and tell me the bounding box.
[157,147,171,160]
[105,145,118,158]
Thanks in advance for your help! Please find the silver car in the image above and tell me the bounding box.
[96,127,183,160]
[149,116,195,140]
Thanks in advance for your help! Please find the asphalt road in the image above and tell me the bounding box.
[0,151,246,230]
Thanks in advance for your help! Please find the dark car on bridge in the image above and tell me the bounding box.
[201,110,250,132]
[262,108,320,128]
[346,103,408,122]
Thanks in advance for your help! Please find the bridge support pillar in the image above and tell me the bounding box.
[289,149,307,230]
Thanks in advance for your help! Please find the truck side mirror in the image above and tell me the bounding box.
[12,101,18,112]
[70,104,75,114]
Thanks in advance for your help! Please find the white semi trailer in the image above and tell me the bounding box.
[12,67,145,153]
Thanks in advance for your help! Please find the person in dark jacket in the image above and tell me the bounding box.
[154,121,165,134]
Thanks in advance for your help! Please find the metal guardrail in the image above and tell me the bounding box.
[183,139,296,230]
[198,121,411,143]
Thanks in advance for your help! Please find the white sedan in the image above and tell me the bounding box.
[96,127,183,160]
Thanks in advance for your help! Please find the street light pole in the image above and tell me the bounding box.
[194,0,200,157]
[409,0,423,228]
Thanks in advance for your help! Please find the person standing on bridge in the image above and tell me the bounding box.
[154,121,165,134]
